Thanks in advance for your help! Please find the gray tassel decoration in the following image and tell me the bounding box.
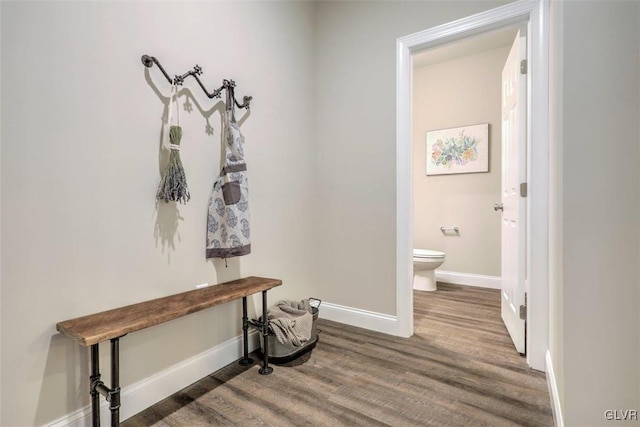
[156,125,190,204]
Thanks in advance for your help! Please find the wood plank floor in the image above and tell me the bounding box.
[122,283,553,426]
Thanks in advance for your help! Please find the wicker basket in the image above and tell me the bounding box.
[259,298,321,364]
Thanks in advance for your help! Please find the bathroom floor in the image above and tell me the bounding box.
[123,283,553,426]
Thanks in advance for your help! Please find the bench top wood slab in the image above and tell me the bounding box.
[57,276,282,346]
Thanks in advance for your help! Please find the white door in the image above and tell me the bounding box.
[500,28,527,354]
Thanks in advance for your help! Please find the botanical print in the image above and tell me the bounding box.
[426,124,489,175]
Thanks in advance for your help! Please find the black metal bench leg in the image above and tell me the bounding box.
[259,290,273,375]
[109,337,121,427]
[90,344,101,427]
[89,338,122,426]
[239,296,254,366]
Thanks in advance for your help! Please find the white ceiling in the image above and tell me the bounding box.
[413,27,518,68]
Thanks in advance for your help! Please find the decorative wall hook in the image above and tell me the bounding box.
[141,54,252,110]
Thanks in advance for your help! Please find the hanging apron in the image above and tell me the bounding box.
[206,87,251,259]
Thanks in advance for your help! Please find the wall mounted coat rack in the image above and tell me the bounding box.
[141,54,252,110]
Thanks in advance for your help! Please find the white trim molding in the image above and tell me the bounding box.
[319,302,398,336]
[46,332,259,427]
[436,271,501,290]
[396,0,549,371]
[546,350,564,427]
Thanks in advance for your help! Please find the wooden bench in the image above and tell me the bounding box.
[57,276,282,427]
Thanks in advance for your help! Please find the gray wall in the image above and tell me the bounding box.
[1,2,317,425]
[412,47,509,277]
[312,0,509,314]
[549,0,640,424]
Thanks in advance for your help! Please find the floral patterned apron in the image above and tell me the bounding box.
[206,89,250,259]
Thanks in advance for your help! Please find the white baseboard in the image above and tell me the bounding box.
[47,331,259,427]
[435,270,501,290]
[319,301,397,335]
[545,350,564,427]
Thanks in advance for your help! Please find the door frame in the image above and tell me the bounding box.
[395,0,549,371]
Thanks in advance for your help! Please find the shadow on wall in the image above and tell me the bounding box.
[154,201,183,259]
[144,68,251,262]
[34,334,89,426]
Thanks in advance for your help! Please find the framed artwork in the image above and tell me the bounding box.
[426,123,489,176]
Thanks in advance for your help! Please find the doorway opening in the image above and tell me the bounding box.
[411,25,526,354]
[395,0,549,371]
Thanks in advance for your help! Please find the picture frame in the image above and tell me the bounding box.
[426,123,489,176]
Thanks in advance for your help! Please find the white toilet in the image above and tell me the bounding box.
[413,249,446,291]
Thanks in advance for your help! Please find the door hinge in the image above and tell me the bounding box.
[520,59,527,74]
[520,182,528,197]
[519,304,527,320]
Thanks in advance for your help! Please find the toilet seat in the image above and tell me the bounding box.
[413,249,445,259]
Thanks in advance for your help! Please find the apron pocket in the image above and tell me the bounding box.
[222,181,242,205]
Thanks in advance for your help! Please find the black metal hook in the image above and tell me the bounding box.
[141,54,252,110]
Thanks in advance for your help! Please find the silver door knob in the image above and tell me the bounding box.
[494,203,504,211]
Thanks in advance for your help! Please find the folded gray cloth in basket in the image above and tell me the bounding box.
[267,299,313,348]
